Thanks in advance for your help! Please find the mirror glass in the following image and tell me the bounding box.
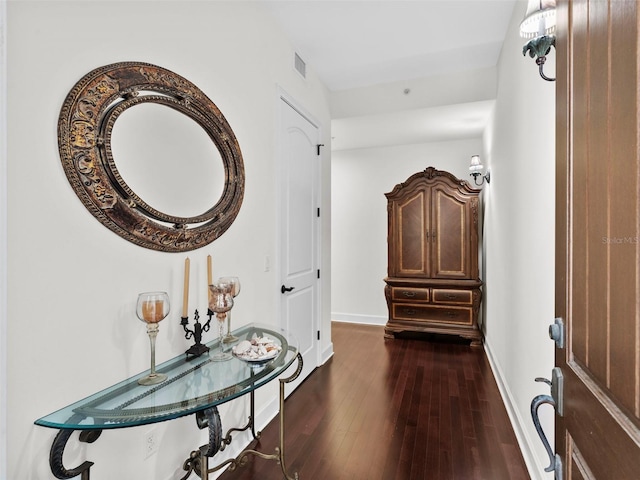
[111,102,225,219]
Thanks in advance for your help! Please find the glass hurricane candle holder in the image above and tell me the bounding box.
[136,291,170,385]
[218,276,240,344]
[208,282,234,361]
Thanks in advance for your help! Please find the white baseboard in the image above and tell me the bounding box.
[321,342,334,365]
[483,339,551,480]
[331,312,386,326]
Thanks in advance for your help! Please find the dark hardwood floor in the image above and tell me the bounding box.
[218,322,530,480]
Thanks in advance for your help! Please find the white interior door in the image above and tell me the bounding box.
[278,96,320,391]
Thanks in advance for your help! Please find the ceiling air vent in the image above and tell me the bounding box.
[294,52,306,79]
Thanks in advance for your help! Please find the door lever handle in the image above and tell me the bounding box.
[531,376,563,478]
[281,285,295,294]
[531,392,556,473]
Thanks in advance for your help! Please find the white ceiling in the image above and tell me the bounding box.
[260,0,518,92]
[259,0,521,150]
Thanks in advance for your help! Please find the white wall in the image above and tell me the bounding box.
[331,138,483,325]
[482,1,556,478]
[0,2,7,479]
[6,2,331,479]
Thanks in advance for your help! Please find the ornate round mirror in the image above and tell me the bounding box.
[58,62,245,252]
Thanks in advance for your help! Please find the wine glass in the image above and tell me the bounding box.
[208,282,234,361]
[218,276,240,343]
[136,292,170,385]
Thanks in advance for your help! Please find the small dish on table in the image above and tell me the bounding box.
[232,335,282,364]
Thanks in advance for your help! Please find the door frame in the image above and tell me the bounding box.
[275,86,323,379]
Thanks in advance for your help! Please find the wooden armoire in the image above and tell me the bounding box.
[384,167,483,345]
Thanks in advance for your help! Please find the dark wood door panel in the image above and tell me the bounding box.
[556,0,640,476]
[568,441,592,480]
[562,364,640,479]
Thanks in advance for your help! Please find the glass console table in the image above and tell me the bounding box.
[35,323,302,480]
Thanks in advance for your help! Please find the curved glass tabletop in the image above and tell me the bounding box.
[35,323,298,430]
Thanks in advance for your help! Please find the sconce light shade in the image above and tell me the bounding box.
[520,0,556,82]
[520,0,556,38]
[469,155,482,172]
[469,155,490,186]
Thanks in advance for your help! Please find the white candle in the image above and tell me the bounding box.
[182,257,190,318]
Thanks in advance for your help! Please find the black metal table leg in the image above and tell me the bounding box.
[181,351,303,480]
[181,406,223,479]
[219,352,304,479]
[49,422,102,480]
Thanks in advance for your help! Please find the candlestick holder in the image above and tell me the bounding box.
[136,292,170,385]
[218,276,240,344]
[209,282,234,361]
[180,309,212,359]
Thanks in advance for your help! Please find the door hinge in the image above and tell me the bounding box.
[317,207,320,217]
[317,269,320,279]
[316,144,324,155]
[317,330,320,341]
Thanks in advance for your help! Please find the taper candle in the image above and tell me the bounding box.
[207,255,212,285]
[182,257,190,318]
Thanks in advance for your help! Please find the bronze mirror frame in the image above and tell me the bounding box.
[58,61,245,252]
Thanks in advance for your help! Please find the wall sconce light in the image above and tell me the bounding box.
[520,0,556,82]
[469,155,490,186]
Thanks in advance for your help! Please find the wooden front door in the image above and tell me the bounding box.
[555,0,640,477]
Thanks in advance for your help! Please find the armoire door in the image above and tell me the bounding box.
[555,0,640,477]
[431,184,475,280]
[392,188,429,277]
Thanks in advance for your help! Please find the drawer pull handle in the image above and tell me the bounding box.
[446,311,458,318]
[405,309,417,315]
[402,291,416,297]
[445,294,458,300]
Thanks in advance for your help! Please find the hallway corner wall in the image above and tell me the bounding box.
[482,1,556,478]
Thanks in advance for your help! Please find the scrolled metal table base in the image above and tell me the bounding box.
[49,415,102,480]
[182,352,303,480]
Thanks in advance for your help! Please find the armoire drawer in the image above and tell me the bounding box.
[432,289,473,305]
[391,287,429,302]
[392,304,472,326]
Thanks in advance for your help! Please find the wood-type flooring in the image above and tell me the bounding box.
[217,322,530,480]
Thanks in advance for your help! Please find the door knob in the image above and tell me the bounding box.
[281,285,295,294]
